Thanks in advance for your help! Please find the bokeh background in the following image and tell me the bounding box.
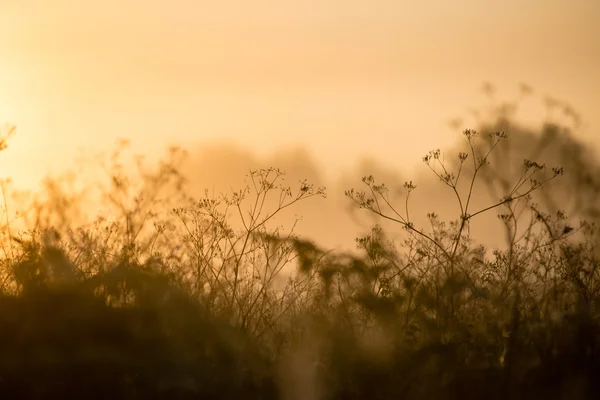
[0,0,598,250]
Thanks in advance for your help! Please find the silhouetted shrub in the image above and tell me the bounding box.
[1,90,600,399]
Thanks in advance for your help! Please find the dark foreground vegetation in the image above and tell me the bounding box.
[1,92,599,399]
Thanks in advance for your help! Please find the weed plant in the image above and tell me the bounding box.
[0,95,599,399]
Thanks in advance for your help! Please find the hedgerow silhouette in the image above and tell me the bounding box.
[0,91,599,399]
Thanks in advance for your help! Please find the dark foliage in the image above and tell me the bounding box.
[0,277,277,399]
[0,91,599,399]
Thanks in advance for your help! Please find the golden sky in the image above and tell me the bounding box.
[0,0,598,190]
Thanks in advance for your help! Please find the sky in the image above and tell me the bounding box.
[0,0,598,250]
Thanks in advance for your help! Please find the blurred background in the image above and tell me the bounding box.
[0,0,598,250]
